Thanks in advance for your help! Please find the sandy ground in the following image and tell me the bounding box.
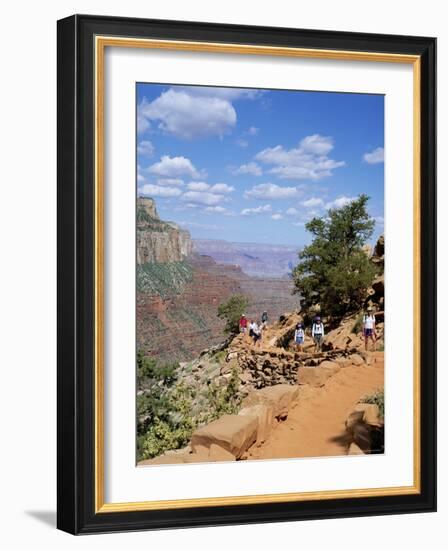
[247,352,384,460]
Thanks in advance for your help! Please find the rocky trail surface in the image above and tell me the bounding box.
[247,352,384,460]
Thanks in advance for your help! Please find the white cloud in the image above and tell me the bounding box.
[137,165,145,183]
[185,182,234,195]
[326,196,357,209]
[231,162,263,176]
[148,155,202,179]
[374,216,384,225]
[137,140,154,157]
[178,87,263,101]
[286,207,299,216]
[300,134,334,155]
[137,110,150,134]
[255,134,345,180]
[301,197,324,208]
[186,181,210,191]
[138,90,237,140]
[209,183,234,194]
[244,182,301,200]
[180,191,225,206]
[241,204,272,216]
[363,147,384,164]
[247,126,259,136]
[139,184,182,198]
[236,139,249,148]
[156,178,184,187]
[204,206,227,213]
[271,213,283,220]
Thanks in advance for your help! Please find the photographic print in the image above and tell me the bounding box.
[136,83,385,466]
[58,16,436,533]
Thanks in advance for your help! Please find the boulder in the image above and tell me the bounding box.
[332,356,350,368]
[345,409,365,430]
[372,275,384,296]
[238,403,274,444]
[297,362,340,387]
[352,403,382,427]
[190,414,258,458]
[358,351,372,365]
[373,234,384,260]
[208,443,236,461]
[242,384,300,419]
[350,354,365,366]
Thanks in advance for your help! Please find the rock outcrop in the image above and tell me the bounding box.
[365,234,385,310]
[139,384,301,465]
[137,197,193,263]
[345,401,384,455]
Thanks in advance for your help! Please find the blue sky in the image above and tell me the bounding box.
[136,83,384,246]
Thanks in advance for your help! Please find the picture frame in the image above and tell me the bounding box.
[57,14,436,534]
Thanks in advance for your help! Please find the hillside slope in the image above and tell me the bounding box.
[136,197,300,362]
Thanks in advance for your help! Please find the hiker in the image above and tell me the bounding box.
[239,314,248,334]
[311,316,325,352]
[261,310,268,328]
[294,322,305,352]
[363,306,377,351]
[251,321,262,347]
[248,319,256,339]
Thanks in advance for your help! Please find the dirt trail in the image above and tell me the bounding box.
[248,352,384,460]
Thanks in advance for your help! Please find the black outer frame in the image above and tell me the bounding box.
[57,14,436,535]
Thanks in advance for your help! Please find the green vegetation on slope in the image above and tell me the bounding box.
[217,294,250,335]
[137,261,193,296]
[137,350,242,461]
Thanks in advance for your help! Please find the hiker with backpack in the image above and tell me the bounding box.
[311,316,325,352]
[363,306,377,351]
[294,322,305,352]
[261,310,268,328]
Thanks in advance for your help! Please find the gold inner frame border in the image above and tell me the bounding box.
[94,36,421,513]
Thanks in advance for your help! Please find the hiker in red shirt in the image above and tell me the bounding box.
[239,314,248,334]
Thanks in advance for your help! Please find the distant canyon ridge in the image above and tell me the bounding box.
[137,197,301,363]
[193,239,300,278]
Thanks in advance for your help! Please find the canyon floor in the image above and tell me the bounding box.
[247,351,384,460]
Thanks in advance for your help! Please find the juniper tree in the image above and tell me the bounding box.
[217,294,250,335]
[293,194,376,319]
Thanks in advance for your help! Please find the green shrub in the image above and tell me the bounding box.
[137,366,243,461]
[137,349,178,387]
[201,367,242,422]
[360,388,384,419]
[217,294,250,335]
[212,349,227,364]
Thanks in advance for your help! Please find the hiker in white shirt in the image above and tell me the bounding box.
[363,306,376,351]
[251,321,262,347]
[312,316,325,352]
[294,323,305,352]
